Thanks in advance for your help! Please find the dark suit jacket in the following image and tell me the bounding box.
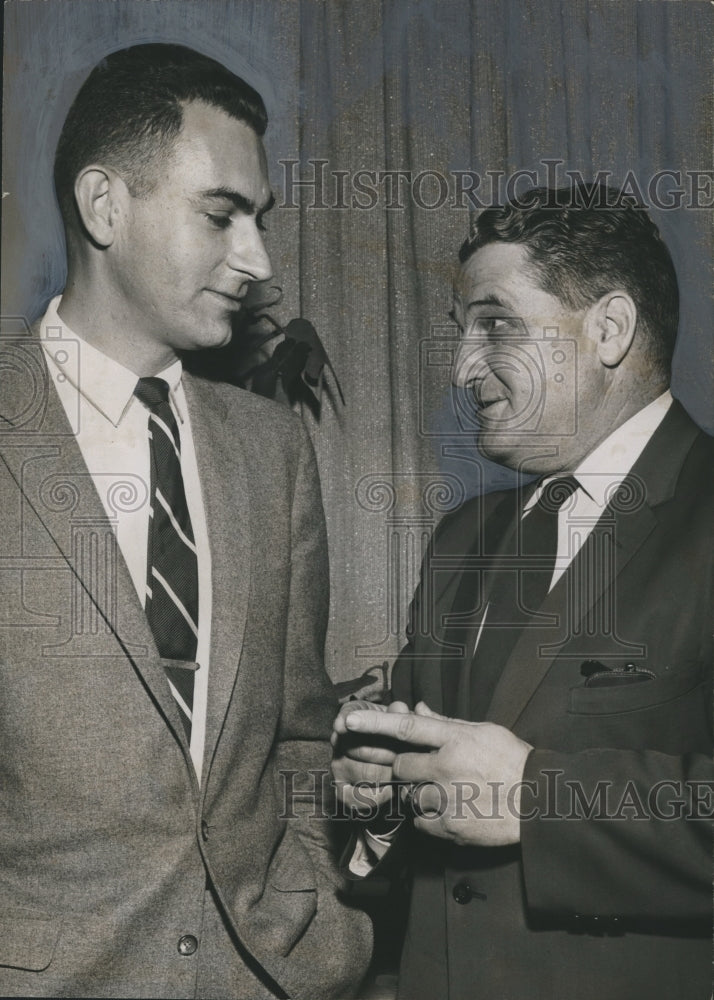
[389,400,712,1000]
[0,334,371,999]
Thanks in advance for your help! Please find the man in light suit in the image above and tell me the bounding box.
[332,185,713,999]
[0,44,371,999]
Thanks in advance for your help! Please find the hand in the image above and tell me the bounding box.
[343,702,533,846]
[331,700,410,815]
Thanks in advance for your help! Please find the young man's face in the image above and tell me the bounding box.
[111,100,273,361]
[452,241,607,474]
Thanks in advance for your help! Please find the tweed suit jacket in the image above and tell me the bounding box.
[0,333,371,999]
[387,400,713,1000]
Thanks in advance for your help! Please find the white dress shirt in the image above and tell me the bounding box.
[40,296,212,781]
[523,390,673,590]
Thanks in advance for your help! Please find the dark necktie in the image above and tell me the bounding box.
[469,475,579,716]
[134,377,198,739]
[519,475,580,613]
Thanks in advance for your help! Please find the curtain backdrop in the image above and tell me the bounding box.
[3,0,712,685]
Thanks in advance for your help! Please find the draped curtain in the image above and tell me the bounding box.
[3,0,712,684]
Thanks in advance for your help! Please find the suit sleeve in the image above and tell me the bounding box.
[520,745,713,925]
[342,507,470,879]
[274,419,362,887]
[339,520,441,882]
[391,499,474,709]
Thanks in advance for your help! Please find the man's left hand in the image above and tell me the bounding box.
[343,702,533,847]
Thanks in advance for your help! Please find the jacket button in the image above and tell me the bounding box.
[177,935,198,956]
[201,820,209,842]
[452,881,473,904]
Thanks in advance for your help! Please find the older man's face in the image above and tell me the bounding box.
[452,241,606,474]
[110,100,273,361]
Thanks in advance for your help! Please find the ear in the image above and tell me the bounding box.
[587,292,638,368]
[73,166,127,248]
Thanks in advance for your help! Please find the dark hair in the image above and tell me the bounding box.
[459,184,679,371]
[54,43,268,224]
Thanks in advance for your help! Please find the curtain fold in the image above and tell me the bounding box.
[288,0,713,681]
[3,0,711,683]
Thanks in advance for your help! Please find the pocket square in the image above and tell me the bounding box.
[580,660,656,688]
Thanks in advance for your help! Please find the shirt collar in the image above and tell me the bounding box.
[41,295,185,427]
[523,389,673,512]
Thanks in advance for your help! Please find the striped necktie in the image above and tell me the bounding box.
[134,377,198,739]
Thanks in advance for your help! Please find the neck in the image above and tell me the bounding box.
[519,373,669,477]
[59,267,177,376]
[567,373,669,471]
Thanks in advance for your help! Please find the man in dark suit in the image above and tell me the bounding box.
[332,185,712,1000]
[0,44,371,998]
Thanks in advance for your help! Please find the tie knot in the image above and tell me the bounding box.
[536,475,579,514]
[134,377,171,411]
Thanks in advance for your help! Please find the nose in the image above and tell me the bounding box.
[452,337,491,388]
[226,220,273,283]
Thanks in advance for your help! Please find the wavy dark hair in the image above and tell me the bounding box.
[460,184,679,372]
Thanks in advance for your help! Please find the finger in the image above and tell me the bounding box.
[387,700,410,714]
[392,751,437,783]
[331,757,393,787]
[414,701,448,720]
[335,781,392,815]
[334,728,405,760]
[410,780,449,818]
[332,700,385,736]
[332,713,351,737]
[413,812,451,840]
[344,743,397,766]
[344,708,452,748]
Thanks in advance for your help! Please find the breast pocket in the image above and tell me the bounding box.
[567,665,710,753]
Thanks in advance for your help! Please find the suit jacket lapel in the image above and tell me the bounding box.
[483,510,656,728]
[183,375,251,784]
[439,489,521,718]
[0,351,193,746]
[485,400,700,729]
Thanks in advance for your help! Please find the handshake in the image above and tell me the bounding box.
[330,700,533,847]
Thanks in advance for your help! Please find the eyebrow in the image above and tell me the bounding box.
[199,187,275,217]
[465,293,511,310]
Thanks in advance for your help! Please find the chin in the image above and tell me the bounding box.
[476,433,519,469]
[211,326,234,349]
[476,432,554,474]
[186,325,234,352]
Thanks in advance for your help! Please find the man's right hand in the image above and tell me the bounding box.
[331,699,410,815]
